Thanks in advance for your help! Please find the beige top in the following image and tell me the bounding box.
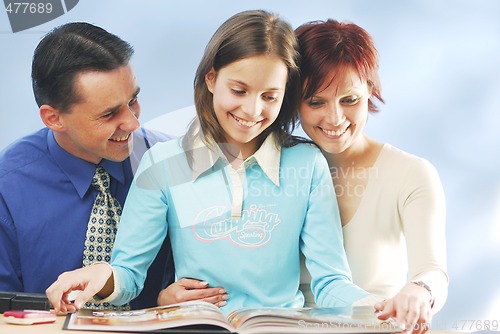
[301,144,448,311]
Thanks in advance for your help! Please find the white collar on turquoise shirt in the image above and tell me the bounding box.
[184,119,281,187]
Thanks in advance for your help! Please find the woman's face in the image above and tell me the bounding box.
[299,66,371,155]
[205,54,288,158]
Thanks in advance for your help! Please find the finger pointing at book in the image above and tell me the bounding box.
[46,262,113,313]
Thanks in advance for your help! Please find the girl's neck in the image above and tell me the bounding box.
[219,134,265,168]
[220,143,245,169]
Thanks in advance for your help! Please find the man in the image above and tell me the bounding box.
[0,22,174,309]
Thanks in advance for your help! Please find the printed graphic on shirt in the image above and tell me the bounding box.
[192,205,281,248]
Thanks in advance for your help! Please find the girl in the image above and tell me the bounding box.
[46,10,374,315]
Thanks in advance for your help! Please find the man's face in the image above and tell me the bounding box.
[54,65,141,164]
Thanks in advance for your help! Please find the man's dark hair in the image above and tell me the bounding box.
[31,22,134,112]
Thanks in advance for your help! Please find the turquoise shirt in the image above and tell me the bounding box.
[110,132,369,314]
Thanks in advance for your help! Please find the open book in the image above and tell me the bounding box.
[64,301,404,333]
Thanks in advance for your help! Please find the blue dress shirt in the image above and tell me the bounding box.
[0,127,174,308]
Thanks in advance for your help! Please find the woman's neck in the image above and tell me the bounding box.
[324,135,374,170]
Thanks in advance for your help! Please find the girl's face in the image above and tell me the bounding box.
[299,66,371,155]
[206,54,288,158]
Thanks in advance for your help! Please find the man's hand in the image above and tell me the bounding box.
[158,278,229,307]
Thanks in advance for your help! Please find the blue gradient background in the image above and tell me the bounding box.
[1,1,499,329]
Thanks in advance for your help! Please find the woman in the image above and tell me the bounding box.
[296,19,448,332]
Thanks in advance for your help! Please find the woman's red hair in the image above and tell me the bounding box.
[295,20,384,112]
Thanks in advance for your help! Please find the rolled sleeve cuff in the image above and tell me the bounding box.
[89,263,121,305]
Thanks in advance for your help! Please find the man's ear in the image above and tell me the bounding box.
[40,104,64,132]
[205,68,216,93]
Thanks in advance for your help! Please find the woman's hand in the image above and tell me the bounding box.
[46,263,113,313]
[158,278,229,307]
[375,283,433,334]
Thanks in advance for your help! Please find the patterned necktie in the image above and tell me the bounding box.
[82,166,130,310]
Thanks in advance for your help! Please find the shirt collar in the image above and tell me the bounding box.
[47,130,126,198]
[186,121,281,186]
[251,134,281,187]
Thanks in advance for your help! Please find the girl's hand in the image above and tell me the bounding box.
[46,263,113,313]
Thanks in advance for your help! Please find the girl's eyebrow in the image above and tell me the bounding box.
[228,79,248,87]
[228,79,283,92]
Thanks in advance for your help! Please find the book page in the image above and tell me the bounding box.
[64,301,234,332]
[227,305,404,334]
